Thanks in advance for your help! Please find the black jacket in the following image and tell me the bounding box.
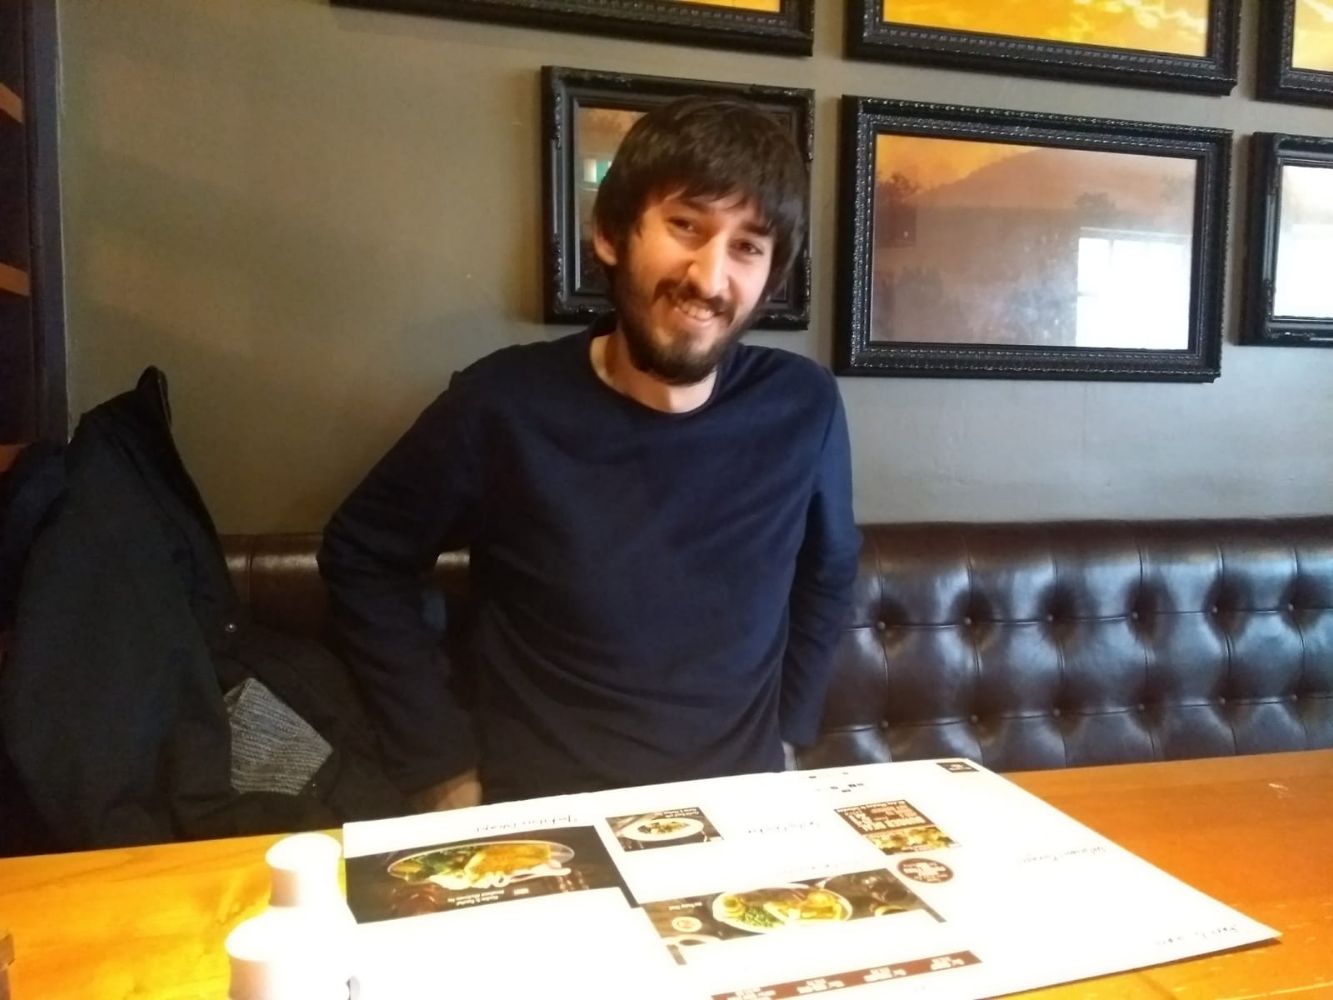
[0,369,402,852]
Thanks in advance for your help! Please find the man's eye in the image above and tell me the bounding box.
[669,217,697,233]
[736,241,766,257]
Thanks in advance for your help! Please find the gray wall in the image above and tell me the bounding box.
[57,0,1333,533]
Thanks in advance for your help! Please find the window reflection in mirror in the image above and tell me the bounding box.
[1274,163,1333,319]
[870,134,1196,351]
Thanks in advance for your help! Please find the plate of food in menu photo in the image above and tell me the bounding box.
[867,824,954,854]
[621,816,705,842]
[711,885,852,933]
[387,840,574,892]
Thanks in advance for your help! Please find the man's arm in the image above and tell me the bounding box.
[409,769,483,812]
[780,380,861,753]
[317,373,484,803]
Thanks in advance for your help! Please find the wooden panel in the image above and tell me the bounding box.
[0,84,20,124]
[0,262,29,296]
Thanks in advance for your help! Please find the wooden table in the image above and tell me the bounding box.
[0,750,1329,999]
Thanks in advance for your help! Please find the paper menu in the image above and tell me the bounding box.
[342,760,1276,999]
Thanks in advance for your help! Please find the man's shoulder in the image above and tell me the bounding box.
[459,333,579,385]
[405,334,585,438]
[728,343,838,403]
[441,332,583,407]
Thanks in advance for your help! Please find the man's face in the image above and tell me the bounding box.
[594,191,775,386]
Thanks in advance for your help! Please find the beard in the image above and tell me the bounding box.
[609,268,758,387]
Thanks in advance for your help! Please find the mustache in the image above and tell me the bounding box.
[654,279,734,322]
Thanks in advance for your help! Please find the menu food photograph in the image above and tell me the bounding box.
[346,826,624,921]
[608,807,721,851]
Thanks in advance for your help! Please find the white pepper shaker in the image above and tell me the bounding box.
[227,833,358,1000]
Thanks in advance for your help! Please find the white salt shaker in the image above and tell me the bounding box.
[227,832,358,1000]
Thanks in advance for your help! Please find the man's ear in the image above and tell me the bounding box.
[592,227,619,268]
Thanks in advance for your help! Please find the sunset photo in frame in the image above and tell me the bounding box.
[1242,133,1333,346]
[543,66,813,329]
[332,0,814,56]
[1259,0,1333,107]
[836,98,1230,381]
[846,1,1241,94]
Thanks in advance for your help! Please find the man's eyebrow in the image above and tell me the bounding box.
[671,196,775,239]
[671,196,715,214]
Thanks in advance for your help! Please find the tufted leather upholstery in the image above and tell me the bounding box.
[223,517,1333,773]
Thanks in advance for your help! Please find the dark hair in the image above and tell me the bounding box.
[592,95,808,298]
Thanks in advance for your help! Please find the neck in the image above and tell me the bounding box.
[591,328,717,414]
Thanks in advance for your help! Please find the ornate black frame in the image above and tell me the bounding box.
[542,66,814,329]
[332,0,814,56]
[836,97,1231,382]
[1258,0,1333,107]
[846,0,1241,95]
[1242,133,1333,347]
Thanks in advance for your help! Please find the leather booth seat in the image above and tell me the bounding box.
[223,517,1333,774]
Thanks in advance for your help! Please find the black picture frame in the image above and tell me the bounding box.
[846,0,1241,95]
[1242,133,1333,347]
[1258,0,1333,107]
[542,65,814,330]
[333,0,814,56]
[836,97,1231,382]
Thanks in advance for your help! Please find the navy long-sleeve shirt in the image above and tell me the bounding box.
[318,321,860,802]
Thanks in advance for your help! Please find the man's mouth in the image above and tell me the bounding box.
[676,300,716,321]
[669,294,729,327]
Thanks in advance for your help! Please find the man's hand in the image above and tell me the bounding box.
[408,769,482,812]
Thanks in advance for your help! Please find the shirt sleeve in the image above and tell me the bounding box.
[780,377,861,747]
[317,371,484,794]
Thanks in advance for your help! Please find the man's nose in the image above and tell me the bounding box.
[685,238,728,300]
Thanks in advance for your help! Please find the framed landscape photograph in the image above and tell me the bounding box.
[332,0,814,56]
[846,0,1242,95]
[1259,0,1333,106]
[836,97,1230,381]
[542,66,813,329]
[1242,133,1333,347]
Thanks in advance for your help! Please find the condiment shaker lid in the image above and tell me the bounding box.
[266,832,344,909]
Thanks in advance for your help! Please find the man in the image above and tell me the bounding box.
[318,96,860,811]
